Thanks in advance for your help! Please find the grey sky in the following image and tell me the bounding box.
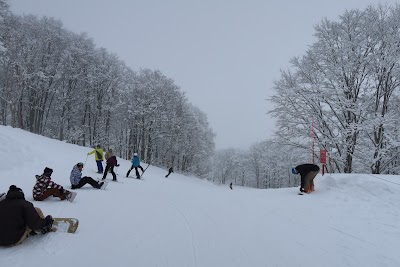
[10,0,396,149]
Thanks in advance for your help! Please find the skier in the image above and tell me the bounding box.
[33,167,75,202]
[292,163,320,193]
[165,167,173,178]
[102,150,119,181]
[70,162,107,189]
[87,145,104,174]
[126,152,144,179]
[230,182,233,190]
[0,185,54,246]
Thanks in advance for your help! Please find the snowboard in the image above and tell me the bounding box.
[51,218,79,233]
[67,191,77,202]
[99,181,108,189]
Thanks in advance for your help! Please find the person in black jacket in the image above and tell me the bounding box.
[292,164,320,193]
[0,185,53,246]
[165,167,173,178]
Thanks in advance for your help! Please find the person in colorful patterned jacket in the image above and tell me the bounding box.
[70,162,107,189]
[87,145,104,174]
[0,185,53,246]
[33,167,75,202]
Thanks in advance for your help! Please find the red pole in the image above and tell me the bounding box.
[312,119,315,164]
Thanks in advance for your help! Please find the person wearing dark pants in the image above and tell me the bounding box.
[292,164,320,193]
[126,153,144,179]
[165,167,173,178]
[70,163,107,189]
[103,153,119,181]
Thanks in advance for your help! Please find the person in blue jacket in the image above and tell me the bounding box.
[126,153,144,179]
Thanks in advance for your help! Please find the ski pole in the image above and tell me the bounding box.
[84,155,88,165]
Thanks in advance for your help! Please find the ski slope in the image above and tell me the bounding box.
[0,125,400,267]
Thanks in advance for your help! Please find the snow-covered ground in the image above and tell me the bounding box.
[0,125,400,267]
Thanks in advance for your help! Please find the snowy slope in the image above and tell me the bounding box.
[0,125,400,267]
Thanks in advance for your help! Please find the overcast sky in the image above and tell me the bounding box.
[9,0,397,149]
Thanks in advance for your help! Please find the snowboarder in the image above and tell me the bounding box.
[292,163,320,193]
[126,152,144,179]
[70,163,107,189]
[0,185,54,246]
[33,167,75,201]
[102,150,119,181]
[165,167,173,178]
[87,145,104,174]
[230,182,233,190]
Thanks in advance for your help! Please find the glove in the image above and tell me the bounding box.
[116,164,120,167]
[41,215,53,234]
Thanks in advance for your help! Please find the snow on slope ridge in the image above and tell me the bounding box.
[1,125,400,267]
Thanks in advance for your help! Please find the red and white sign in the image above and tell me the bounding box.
[320,149,327,164]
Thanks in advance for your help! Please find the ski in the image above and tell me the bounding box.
[126,176,144,180]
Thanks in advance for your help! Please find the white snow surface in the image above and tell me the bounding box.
[1,125,400,267]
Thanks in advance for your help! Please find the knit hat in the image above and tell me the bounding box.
[77,162,84,168]
[43,167,53,175]
[8,185,22,193]
[133,153,138,156]
[6,185,25,199]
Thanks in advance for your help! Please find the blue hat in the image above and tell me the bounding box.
[291,167,298,174]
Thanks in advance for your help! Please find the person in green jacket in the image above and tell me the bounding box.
[87,145,104,173]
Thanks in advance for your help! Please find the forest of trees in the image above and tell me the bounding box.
[0,0,215,178]
[1,2,400,189]
[210,4,400,189]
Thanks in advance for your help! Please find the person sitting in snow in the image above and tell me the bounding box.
[292,163,320,193]
[102,149,119,181]
[0,185,54,246]
[70,162,107,190]
[33,167,75,202]
[126,152,144,179]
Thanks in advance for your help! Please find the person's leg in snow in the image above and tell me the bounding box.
[135,167,140,178]
[34,188,67,201]
[96,160,103,173]
[304,171,319,193]
[102,164,111,180]
[72,177,104,189]
[126,165,134,177]
[109,166,116,180]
